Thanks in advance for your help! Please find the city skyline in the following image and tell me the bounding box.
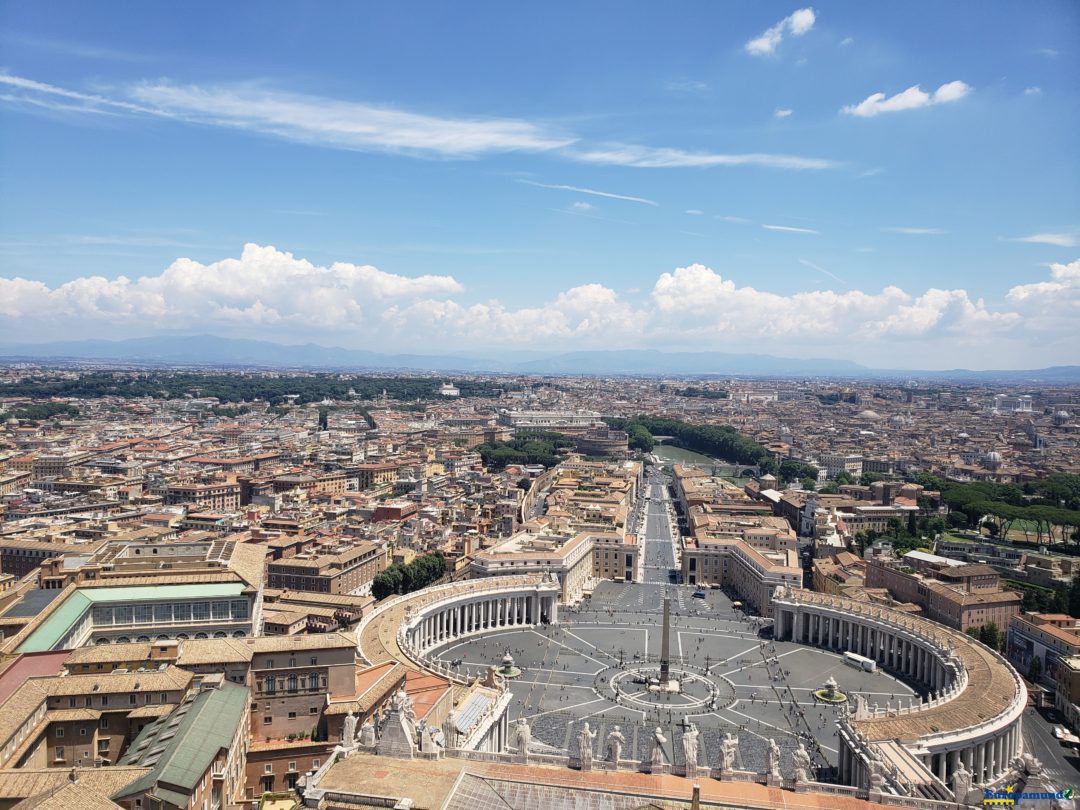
[1,1,1078,368]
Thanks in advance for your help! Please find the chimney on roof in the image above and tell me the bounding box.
[691,783,701,810]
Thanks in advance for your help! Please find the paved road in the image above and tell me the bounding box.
[1022,706,1080,788]
[642,473,678,586]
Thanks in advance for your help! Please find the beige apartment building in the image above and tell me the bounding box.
[681,536,803,616]
[591,532,639,582]
[165,479,241,511]
[266,539,389,594]
[0,667,193,770]
[865,552,1021,631]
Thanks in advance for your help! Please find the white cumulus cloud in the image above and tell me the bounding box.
[774,108,794,118]
[746,8,817,56]
[842,80,971,117]
[0,243,462,333]
[2,247,1076,367]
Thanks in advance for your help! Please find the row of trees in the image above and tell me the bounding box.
[604,416,769,467]
[675,386,729,399]
[0,372,511,405]
[371,552,448,601]
[475,431,576,470]
[965,622,1004,652]
[0,402,80,422]
[914,473,1080,546]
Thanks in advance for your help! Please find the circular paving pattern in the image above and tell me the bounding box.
[431,580,921,775]
[591,661,737,717]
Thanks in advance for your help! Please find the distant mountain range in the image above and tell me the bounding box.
[0,335,1077,382]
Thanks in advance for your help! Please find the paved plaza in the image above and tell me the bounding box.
[432,580,920,776]
[433,470,918,777]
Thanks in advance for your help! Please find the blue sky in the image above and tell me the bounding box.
[0,1,1077,368]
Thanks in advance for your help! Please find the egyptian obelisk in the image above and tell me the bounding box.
[659,596,671,681]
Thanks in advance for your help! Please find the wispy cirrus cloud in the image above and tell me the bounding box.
[763,223,819,234]
[1,71,840,173]
[0,73,154,115]
[798,258,845,284]
[516,180,658,206]
[0,72,574,157]
[1008,232,1078,248]
[746,8,817,56]
[842,80,971,117]
[885,227,947,235]
[569,144,837,170]
[4,33,152,63]
[128,80,575,156]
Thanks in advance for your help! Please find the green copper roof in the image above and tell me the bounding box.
[116,682,249,801]
[15,583,245,653]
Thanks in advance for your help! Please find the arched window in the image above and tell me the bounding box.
[264,676,275,695]
[287,675,298,693]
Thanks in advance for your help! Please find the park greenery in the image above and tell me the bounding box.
[674,386,730,399]
[914,473,1080,546]
[0,402,80,422]
[475,431,576,470]
[604,415,770,467]
[0,372,511,405]
[371,552,448,601]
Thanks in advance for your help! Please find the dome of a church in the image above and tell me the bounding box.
[857,409,882,421]
[985,450,1003,469]
[1054,410,1071,426]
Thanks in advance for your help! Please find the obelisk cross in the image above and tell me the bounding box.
[660,596,671,681]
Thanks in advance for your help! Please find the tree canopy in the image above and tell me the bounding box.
[604,415,769,466]
[0,372,512,405]
[371,552,448,601]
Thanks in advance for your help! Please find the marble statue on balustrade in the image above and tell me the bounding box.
[792,742,812,783]
[418,720,445,755]
[605,726,625,764]
[342,710,358,745]
[681,723,700,772]
[650,727,669,770]
[766,738,782,781]
[951,760,974,804]
[576,722,596,770]
[397,689,418,738]
[512,718,532,757]
[359,717,376,748]
[868,760,886,792]
[717,732,738,774]
[441,711,460,750]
